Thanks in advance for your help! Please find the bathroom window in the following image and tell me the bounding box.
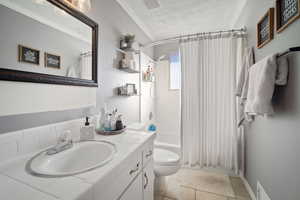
[169,52,181,90]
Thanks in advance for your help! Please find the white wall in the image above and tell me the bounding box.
[155,60,180,146]
[0,81,96,116]
[234,0,300,199]
[140,52,156,124]
[86,0,154,125]
[154,42,179,61]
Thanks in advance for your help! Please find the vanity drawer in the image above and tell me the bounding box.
[142,141,153,167]
[94,151,142,200]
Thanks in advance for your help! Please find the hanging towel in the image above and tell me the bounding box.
[236,47,255,126]
[236,47,255,102]
[275,56,289,85]
[66,66,77,78]
[245,54,278,116]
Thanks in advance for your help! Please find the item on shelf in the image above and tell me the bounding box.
[143,66,155,82]
[117,83,137,96]
[120,34,135,50]
[119,51,137,71]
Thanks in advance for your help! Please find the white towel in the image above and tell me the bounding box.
[275,56,289,85]
[236,47,255,126]
[236,47,255,101]
[245,54,278,116]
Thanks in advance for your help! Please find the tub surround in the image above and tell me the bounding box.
[0,119,156,200]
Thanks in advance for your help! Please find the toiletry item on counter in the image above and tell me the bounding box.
[116,115,124,130]
[98,107,125,132]
[97,108,106,131]
[80,117,95,141]
[104,113,112,131]
[110,108,119,130]
[148,124,156,132]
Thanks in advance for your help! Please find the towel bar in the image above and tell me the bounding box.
[278,46,300,57]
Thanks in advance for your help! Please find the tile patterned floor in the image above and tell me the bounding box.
[155,168,251,200]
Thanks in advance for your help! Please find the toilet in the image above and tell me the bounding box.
[126,123,181,176]
[153,148,180,176]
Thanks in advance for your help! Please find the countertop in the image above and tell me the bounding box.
[0,130,156,200]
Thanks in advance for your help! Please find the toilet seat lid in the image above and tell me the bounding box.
[154,148,180,166]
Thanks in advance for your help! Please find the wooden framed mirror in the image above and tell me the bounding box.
[0,0,98,87]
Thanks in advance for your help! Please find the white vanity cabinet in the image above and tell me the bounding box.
[118,141,154,200]
[119,173,143,200]
[143,160,155,200]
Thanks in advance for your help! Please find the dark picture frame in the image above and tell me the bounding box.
[45,53,61,69]
[276,0,300,33]
[0,0,98,87]
[257,8,275,49]
[18,45,40,65]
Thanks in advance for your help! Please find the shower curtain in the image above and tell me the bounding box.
[80,52,92,80]
[180,33,246,172]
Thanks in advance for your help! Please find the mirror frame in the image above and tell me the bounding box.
[0,0,98,87]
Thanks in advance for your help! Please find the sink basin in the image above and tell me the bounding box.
[27,140,116,177]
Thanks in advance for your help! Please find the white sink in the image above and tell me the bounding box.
[27,140,117,177]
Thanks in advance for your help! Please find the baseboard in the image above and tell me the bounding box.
[240,174,257,200]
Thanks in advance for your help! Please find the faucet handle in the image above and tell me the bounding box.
[58,130,72,143]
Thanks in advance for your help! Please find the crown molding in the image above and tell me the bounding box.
[115,0,155,41]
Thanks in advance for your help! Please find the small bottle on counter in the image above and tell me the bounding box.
[115,115,124,130]
[80,117,95,141]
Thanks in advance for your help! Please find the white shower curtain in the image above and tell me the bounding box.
[180,34,245,172]
[80,52,92,80]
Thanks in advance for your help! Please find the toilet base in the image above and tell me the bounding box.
[154,176,167,194]
[154,164,181,176]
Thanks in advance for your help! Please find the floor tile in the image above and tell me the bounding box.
[229,177,251,199]
[155,169,252,200]
[196,191,227,200]
[156,176,196,200]
[171,169,235,197]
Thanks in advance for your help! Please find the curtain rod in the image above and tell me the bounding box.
[142,27,247,48]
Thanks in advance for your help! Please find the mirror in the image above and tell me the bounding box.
[0,0,98,87]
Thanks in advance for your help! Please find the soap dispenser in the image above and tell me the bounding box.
[80,117,95,141]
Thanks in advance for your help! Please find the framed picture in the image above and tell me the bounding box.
[276,0,300,33]
[18,45,40,65]
[257,8,275,49]
[44,53,61,69]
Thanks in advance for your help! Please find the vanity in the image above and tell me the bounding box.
[0,123,156,200]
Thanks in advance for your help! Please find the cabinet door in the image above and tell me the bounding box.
[143,162,154,200]
[119,173,143,200]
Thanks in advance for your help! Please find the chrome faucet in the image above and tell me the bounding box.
[46,130,73,155]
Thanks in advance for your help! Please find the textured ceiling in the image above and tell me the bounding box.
[116,0,247,41]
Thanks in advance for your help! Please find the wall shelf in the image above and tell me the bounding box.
[116,48,140,54]
[117,94,140,97]
[119,67,140,73]
[142,80,155,83]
